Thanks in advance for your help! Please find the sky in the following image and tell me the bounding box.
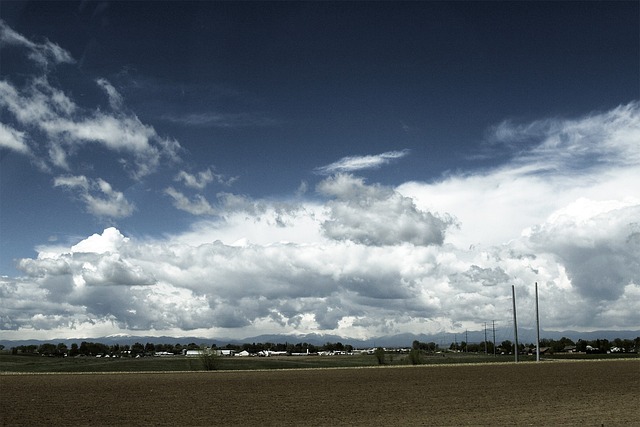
[0,1,639,341]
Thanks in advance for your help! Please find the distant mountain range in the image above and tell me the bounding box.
[2,329,638,349]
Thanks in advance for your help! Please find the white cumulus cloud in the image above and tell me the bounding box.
[318,174,454,246]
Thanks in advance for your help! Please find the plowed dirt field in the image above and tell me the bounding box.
[1,360,638,426]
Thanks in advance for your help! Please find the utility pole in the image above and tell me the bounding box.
[484,322,488,355]
[512,285,519,363]
[492,320,496,357]
[535,281,540,362]
[465,330,468,353]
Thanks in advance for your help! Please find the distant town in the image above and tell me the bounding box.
[5,336,639,358]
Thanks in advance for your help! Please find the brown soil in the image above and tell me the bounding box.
[1,360,638,426]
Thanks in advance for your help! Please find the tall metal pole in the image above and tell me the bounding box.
[484,322,487,355]
[535,281,540,362]
[465,329,468,353]
[492,320,496,357]
[512,285,519,363]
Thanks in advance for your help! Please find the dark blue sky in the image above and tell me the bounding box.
[2,1,638,273]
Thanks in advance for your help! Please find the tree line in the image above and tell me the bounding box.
[422,336,640,355]
[9,340,356,357]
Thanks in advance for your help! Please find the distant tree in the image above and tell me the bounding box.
[79,341,89,355]
[374,347,386,365]
[576,339,588,352]
[408,349,421,365]
[412,340,420,351]
[91,342,109,355]
[466,343,480,353]
[110,344,120,356]
[286,343,294,354]
[131,342,145,356]
[621,339,633,352]
[69,343,79,357]
[199,346,220,371]
[324,342,336,352]
[38,343,57,356]
[500,340,513,354]
[56,343,68,356]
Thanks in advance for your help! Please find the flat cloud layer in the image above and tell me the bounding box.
[3,101,640,339]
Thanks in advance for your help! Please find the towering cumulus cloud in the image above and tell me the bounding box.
[318,174,454,246]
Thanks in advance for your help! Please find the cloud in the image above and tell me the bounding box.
[175,169,214,190]
[0,22,182,179]
[9,215,636,338]
[315,149,410,175]
[54,175,136,218]
[8,98,640,336]
[164,187,216,216]
[0,19,74,68]
[527,198,640,301]
[96,78,124,110]
[2,66,639,340]
[162,111,279,128]
[173,168,236,190]
[399,102,640,249]
[488,101,640,174]
[317,174,454,246]
[71,227,129,254]
[5,174,640,339]
[0,122,30,154]
[0,75,180,179]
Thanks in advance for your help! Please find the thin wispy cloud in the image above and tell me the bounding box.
[54,175,136,219]
[0,122,30,154]
[96,78,124,110]
[0,75,181,179]
[175,169,214,190]
[164,187,216,216]
[0,19,74,68]
[489,102,640,174]
[315,149,410,175]
[162,112,279,128]
[174,168,237,190]
[0,23,182,181]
